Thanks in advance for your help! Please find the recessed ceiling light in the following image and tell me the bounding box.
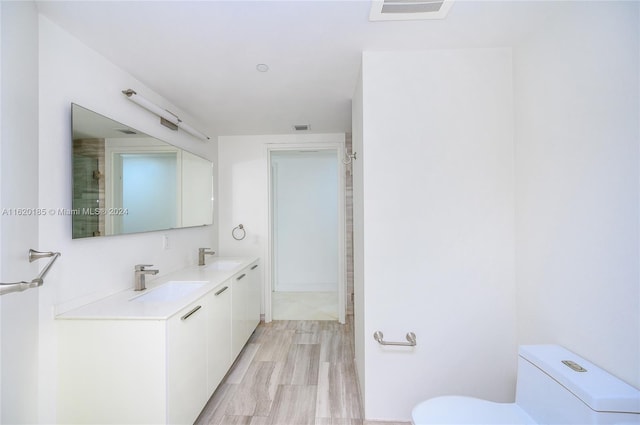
[256,64,269,72]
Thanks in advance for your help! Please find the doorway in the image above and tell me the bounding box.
[268,146,345,323]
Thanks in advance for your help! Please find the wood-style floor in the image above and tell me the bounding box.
[195,319,410,425]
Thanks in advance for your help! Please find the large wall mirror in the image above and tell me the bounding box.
[71,103,214,239]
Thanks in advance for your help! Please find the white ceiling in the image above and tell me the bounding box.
[36,0,548,137]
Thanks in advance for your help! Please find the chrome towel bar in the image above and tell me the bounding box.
[0,249,61,296]
[374,331,417,347]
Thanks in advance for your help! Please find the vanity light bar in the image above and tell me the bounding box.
[122,89,179,125]
[121,89,210,141]
[177,121,210,141]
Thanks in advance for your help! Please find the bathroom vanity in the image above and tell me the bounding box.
[56,257,260,424]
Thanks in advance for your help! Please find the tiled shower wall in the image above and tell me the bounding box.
[345,133,354,316]
[72,138,105,238]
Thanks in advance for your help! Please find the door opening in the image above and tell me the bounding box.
[267,146,346,323]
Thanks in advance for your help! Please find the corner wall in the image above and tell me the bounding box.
[357,48,516,420]
[0,2,40,423]
[513,1,640,388]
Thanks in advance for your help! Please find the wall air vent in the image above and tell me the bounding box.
[370,0,454,21]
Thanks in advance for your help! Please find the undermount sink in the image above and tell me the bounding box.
[205,259,241,271]
[131,281,207,302]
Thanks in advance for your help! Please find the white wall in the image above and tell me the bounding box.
[218,133,345,318]
[36,16,217,423]
[355,6,640,421]
[356,48,516,421]
[0,2,40,423]
[272,151,338,292]
[513,1,640,388]
[1,5,3,418]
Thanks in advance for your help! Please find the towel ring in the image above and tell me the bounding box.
[232,224,246,241]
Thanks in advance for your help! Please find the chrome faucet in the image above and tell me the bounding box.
[198,248,215,266]
[134,264,159,291]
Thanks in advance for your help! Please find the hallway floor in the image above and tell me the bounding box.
[195,319,409,425]
[272,292,338,321]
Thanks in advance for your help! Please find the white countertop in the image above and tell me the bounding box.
[56,256,259,321]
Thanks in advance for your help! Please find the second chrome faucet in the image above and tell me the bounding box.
[198,248,215,266]
[134,264,159,291]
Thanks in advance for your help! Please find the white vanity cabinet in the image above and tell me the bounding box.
[167,300,208,424]
[206,281,232,394]
[58,298,209,425]
[57,258,259,425]
[231,260,261,358]
[231,269,248,357]
[58,319,168,424]
[247,262,261,333]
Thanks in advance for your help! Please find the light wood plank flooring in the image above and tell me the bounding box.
[196,320,410,425]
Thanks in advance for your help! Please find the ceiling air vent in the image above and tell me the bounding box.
[370,0,454,21]
[293,124,310,131]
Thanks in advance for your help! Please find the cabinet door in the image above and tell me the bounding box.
[206,282,232,395]
[231,270,248,358]
[167,300,208,425]
[247,262,261,333]
[58,320,167,424]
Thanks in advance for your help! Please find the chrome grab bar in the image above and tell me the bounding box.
[0,249,61,296]
[373,331,417,347]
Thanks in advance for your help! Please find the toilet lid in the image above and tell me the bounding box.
[412,396,536,425]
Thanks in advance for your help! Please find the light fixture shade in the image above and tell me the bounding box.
[122,89,210,141]
[177,121,210,141]
[122,89,179,125]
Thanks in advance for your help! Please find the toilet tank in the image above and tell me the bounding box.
[515,345,640,424]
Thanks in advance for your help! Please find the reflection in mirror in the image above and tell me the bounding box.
[72,104,213,239]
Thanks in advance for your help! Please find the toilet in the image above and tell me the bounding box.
[412,345,640,424]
